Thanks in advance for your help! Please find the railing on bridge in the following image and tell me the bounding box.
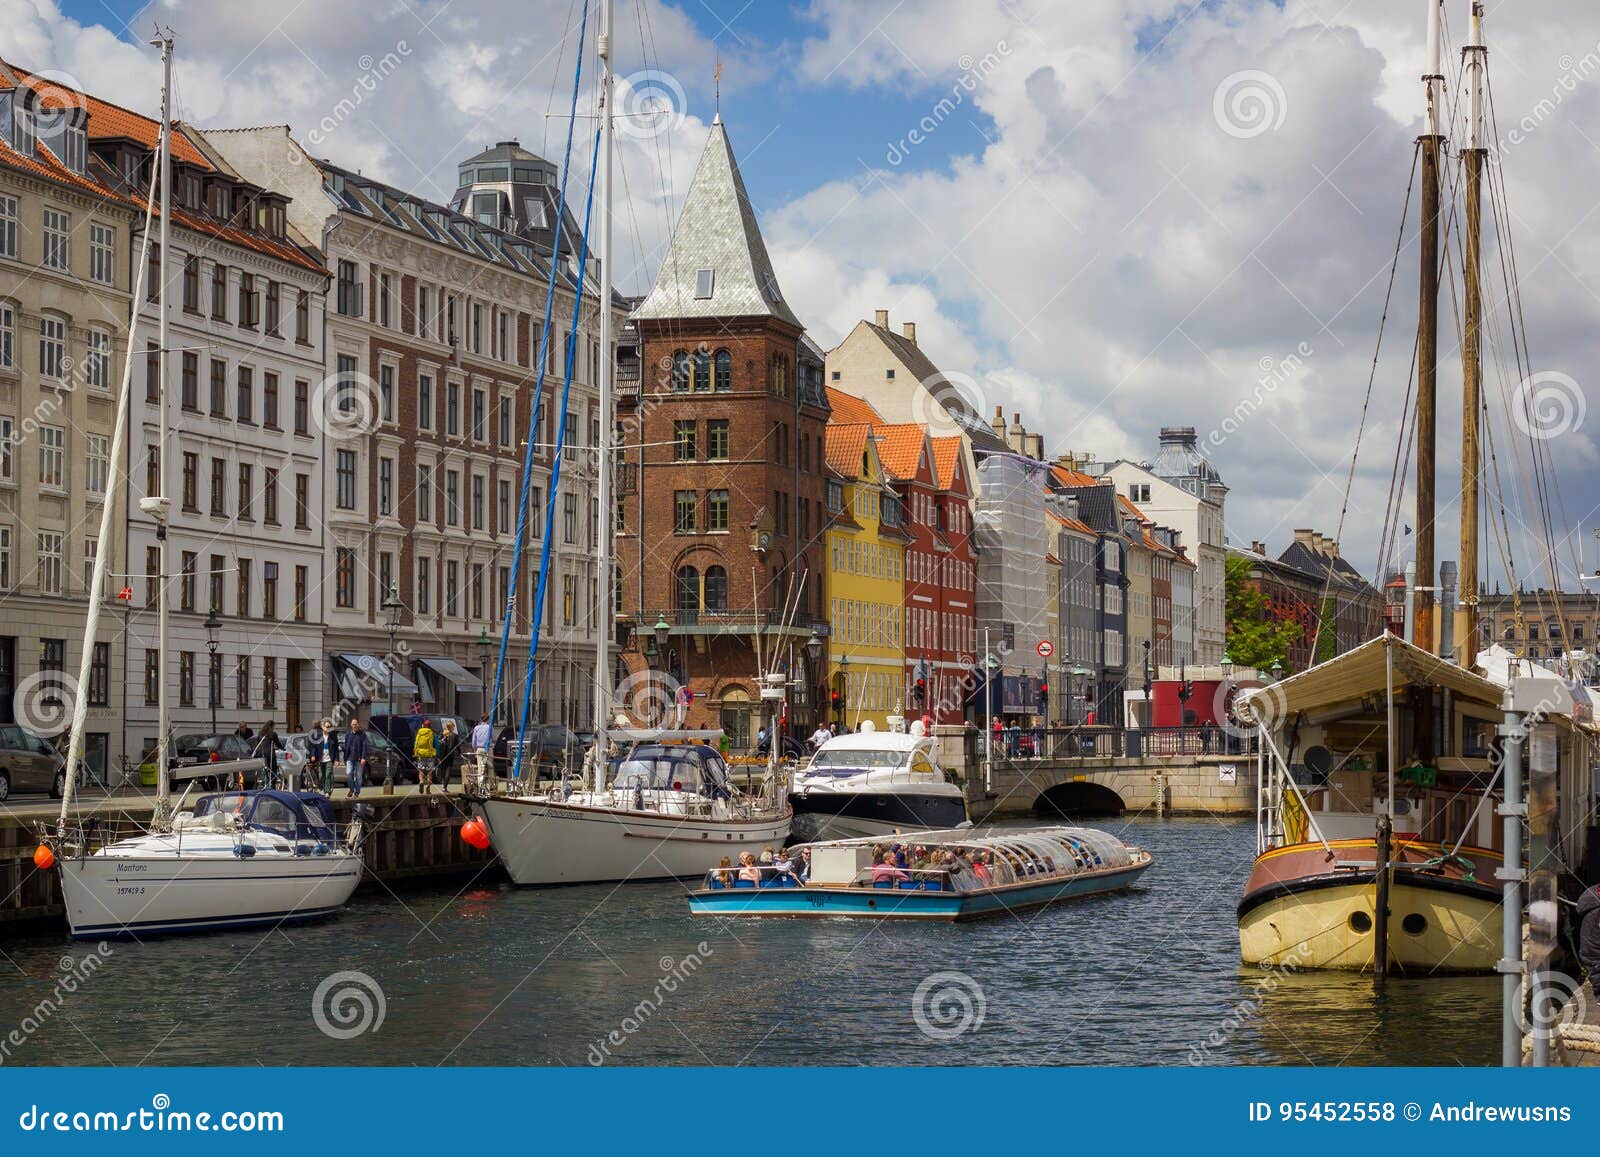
[984,725,1258,760]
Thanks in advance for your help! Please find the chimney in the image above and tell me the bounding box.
[1064,493,1080,520]
[874,309,889,329]
[992,406,1006,439]
[1008,413,1026,455]
[1252,540,1267,555]
[902,321,917,345]
[1293,528,1315,550]
[1025,432,1044,460]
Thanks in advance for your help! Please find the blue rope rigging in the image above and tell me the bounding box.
[487,0,590,772]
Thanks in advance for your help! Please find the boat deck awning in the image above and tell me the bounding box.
[413,656,484,696]
[334,653,419,700]
[1236,633,1505,724]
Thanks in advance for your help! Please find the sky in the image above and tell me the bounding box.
[11,0,1600,593]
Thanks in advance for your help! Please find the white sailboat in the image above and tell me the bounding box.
[473,0,792,884]
[49,38,362,937]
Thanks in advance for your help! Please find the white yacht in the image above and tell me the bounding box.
[476,732,791,886]
[789,724,969,841]
[58,791,364,938]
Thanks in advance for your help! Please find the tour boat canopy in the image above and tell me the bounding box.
[797,826,1136,872]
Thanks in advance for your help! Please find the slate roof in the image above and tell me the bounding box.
[634,118,802,327]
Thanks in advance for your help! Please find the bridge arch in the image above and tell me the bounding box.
[1032,780,1126,819]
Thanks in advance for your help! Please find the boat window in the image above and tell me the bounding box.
[248,796,300,837]
[194,793,249,819]
[808,749,906,770]
[910,754,936,776]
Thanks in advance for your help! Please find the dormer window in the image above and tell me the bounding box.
[13,97,35,158]
[694,268,714,299]
[61,122,86,174]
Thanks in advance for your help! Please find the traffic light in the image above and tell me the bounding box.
[830,690,844,715]
[1038,680,1049,707]
[913,677,926,706]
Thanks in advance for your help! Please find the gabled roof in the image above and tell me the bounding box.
[1049,511,1095,536]
[634,118,801,327]
[826,386,885,425]
[875,423,932,483]
[931,436,967,495]
[1,63,212,170]
[1050,463,1100,488]
[824,423,873,479]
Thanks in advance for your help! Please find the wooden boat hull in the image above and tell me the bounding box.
[688,858,1151,921]
[1238,839,1502,973]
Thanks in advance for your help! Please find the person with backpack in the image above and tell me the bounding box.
[413,719,437,793]
[436,720,462,793]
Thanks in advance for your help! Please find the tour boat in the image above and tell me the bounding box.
[58,791,364,938]
[788,724,969,840]
[475,732,791,886]
[687,826,1151,920]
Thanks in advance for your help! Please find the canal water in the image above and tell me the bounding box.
[0,817,1498,1067]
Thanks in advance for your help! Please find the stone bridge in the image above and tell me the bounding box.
[956,754,1258,820]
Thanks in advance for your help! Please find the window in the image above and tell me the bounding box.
[38,315,64,379]
[265,281,281,335]
[182,254,200,311]
[707,489,729,532]
[88,642,110,707]
[378,553,393,607]
[561,573,576,626]
[379,364,394,422]
[379,272,391,327]
[693,349,711,392]
[85,328,110,389]
[670,350,690,392]
[472,388,486,441]
[446,470,460,526]
[447,382,460,436]
[237,462,253,520]
[264,467,280,525]
[673,420,696,461]
[85,433,109,495]
[207,652,221,711]
[145,650,160,705]
[335,449,357,510]
[263,373,280,428]
[694,268,714,299]
[36,532,62,594]
[446,560,459,617]
[82,536,98,597]
[294,380,310,434]
[419,375,433,430]
[497,479,511,532]
[38,425,64,488]
[263,562,279,618]
[295,289,310,343]
[563,492,577,543]
[498,396,511,447]
[707,419,729,461]
[0,195,14,258]
[416,464,433,522]
[417,557,431,614]
[336,259,362,317]
[0,300,12,367]
[471,474,484,530]
[180,551,197,611]
[674,491,697,534]
[145,545,160,606]
[208,554,224,613]
[1128,483,1151,504]
[472,563,485,620]
[713,350,732,392]
[235,656,251,708]
[336,550,355,611]
[42,208,69,271]
[675,566,699,611]
[211,262,227,319]
[210,458,226,516]
[261,657,276,709]
[0,416,11,481]
[237,559,251,617]
[0,526,9,589]
[704,566,728,611]
[236,365,253,422]
[89,223,114,284]
[378,457,393,516]
[181,452,198,510]
[210,359,227,416]
[418,286,430,339]
[181,351,198,410]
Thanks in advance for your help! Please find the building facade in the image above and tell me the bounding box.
[617,117,830,742]
[0,64,137,779]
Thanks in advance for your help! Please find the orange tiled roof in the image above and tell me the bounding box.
[826,386,884,425]
[825,422,872,479]
[1142,530,1173,555]
[1049,511,1094,535]
[1050,463,1100,488]
[4,64,211,168]
[0,134,129,205]
[874,423,929,482]
[1117,493,1150,522]
[931,436,964,492]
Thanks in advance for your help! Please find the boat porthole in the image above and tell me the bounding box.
[867,899,876,908]
[1348,910,1373,933]
[1402,913,1427,935]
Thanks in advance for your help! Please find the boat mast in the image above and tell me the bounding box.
[591,0,614,793]
[1414,0,1443,661]
[1456,1,1487,667]
[153,36,174,824]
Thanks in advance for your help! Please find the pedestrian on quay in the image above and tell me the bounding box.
[255,720,284,790]
[436,719,462,793]
[235,720,254,742]
[344,719,369,798]
[306,718,326,791]
[313,718,340,794]
[413,718,437,793]
[809,723,831,751]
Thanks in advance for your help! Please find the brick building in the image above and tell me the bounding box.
[616,116,830,741]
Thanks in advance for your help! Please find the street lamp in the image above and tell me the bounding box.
[805,631,823,665]
[651,612,671,728]
[477,627,493,724]
[1141,639,1153,728]
[1270,658,1285,683]
[381,582,403,788]
[203,610,221,735]
[1220,649,1233,681]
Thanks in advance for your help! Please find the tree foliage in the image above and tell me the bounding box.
[1224,555,1302,672]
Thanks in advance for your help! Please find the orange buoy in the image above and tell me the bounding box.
[33,845,55,870]
[460,818,491,850]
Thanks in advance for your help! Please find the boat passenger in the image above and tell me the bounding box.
[796,847,812,882]
[772,849,802,886]
[870,852,909,886]
[892,844,909,870]
[759,847,775,865]
[737,852,761,884]
[715,856,735,887]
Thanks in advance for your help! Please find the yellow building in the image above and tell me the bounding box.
[824,423,908,730]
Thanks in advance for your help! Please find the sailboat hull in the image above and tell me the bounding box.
[1237,839,1501,973]
[58,850,363,939]
[476,796,791,886]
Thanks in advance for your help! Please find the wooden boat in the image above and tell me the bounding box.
[686,826,1151,920]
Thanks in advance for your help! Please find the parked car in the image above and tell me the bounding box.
[0,725,68,800]
[493,723,585,778]
[367,714,470,783]
[150,733,268,790]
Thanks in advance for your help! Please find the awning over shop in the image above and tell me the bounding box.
[413,656,484,703]
[333,653,419,701]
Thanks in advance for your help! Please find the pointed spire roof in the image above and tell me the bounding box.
[634,119,802,328]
